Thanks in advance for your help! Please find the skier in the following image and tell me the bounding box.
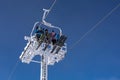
[51,30,56,45]
[55,35,67,53]
[35,26,41,40]
[36,27,45,50]
[43,29,52,51]
[55,33,60,42]
[50,33,60,53]
[51,34,67,53]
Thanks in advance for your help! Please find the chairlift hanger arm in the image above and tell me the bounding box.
[42,9,50,21]
[42,9,62,36]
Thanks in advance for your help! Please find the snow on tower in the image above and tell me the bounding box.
[19,9,67,80]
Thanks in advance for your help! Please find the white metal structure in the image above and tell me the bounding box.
[19,9,67,80]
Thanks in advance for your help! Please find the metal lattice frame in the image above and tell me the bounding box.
[19,35,67,65]
[19,35,67,80]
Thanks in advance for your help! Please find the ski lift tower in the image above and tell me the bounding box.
[19,9,67,80]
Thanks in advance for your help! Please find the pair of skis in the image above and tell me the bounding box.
[36,35,67,54]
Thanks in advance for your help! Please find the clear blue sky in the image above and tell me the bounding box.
[0,0,120,80]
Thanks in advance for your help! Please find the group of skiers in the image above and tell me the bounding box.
[35,26,67,53]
